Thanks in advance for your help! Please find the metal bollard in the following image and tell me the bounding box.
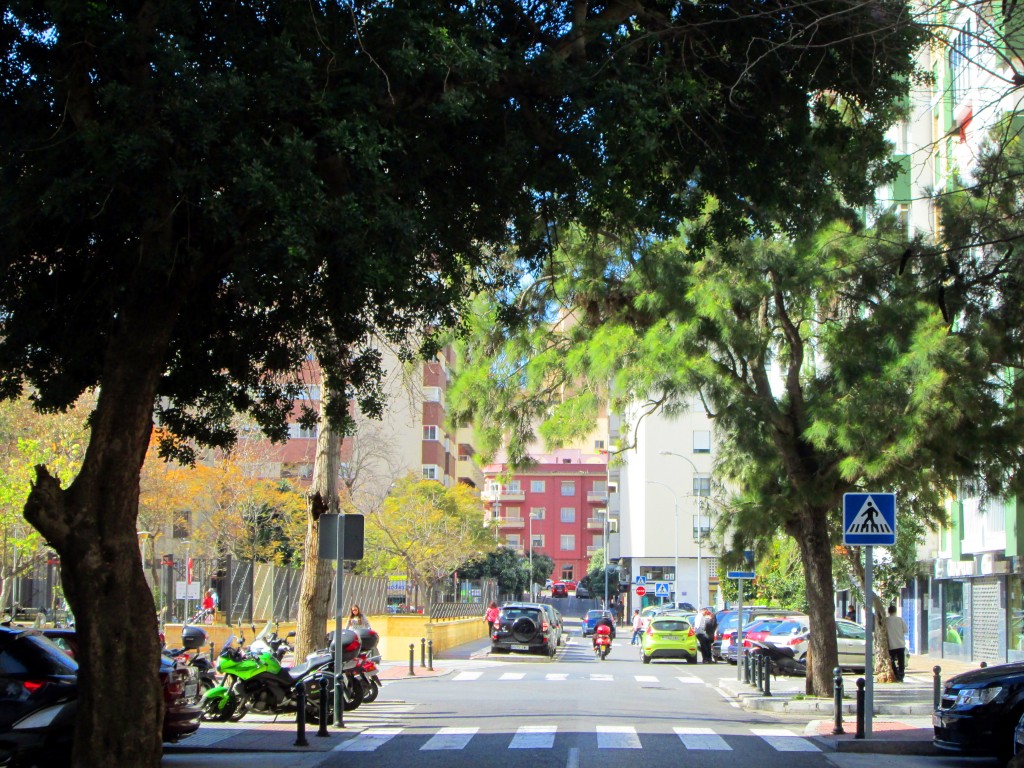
[409,643,416,676]
[756,653,764,691]
[209,642,215,661]
[421,637,426,668]
[428,639,434,671]
[744,651,752,685]
[855,677,865,739]
[294,682,309,747]
[317,673,330,737]
[932,666,942,709]
[763,656,771,697]
[980,661,988,669]
[832,667,845,735]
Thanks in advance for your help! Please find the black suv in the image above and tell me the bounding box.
[933,661,1024,759]
[491,603,559,656]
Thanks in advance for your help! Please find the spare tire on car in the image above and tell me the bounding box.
[511,616,538,643]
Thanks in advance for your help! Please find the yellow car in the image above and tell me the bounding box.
[640,616,699,664]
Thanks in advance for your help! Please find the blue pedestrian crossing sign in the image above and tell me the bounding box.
[654,582,670,597]
[634,575,647,586]
[843,493,896,545]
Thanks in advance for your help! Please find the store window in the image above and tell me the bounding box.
[1009,576,1024,661]
[943,580,970,661]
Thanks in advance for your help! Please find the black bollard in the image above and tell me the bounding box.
[421,637,426,668]
[756,653,764,691]
[832,667,845,735]
[744,651,752,685]
[855,678,865,739]
[317,673,330,738]
[980,661,988,668]
[409,643,416,676]
[932,666,942,709]
[294,682,309,747]
[428,639,434,671]
[209,642,215,662]
[763,656,772,697]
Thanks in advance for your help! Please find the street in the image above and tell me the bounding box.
[162,622,1002,768]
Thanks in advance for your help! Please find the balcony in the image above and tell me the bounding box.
[495,518,525,529]
[587,491,608,504]
[587,517,605,530]
[586,545,600,553]
[480,489,526,503]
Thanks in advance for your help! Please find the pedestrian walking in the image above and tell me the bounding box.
[485,601,500,636]
[695,608,713,663]
[705,608,718,663]
[630,609,643,645]
[885,605,908,681]
[845,606,856,623]
[346,603,372,630]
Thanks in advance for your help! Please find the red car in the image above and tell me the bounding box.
[43,629,202,742]
[551,582,569,598]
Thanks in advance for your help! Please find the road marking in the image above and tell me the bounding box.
[499,672,526,681]
[750,728,821,752]
[673,726,732,750]
[589,673,614,681]
[596,725,642,749]
[333,727,403,752]
[510,725,557,749]
[566,747,579,768]
[453,671,483,681]
[675,676,702,684]
[634,675,658,682]
[710,684,741,708]
[421,726,479,750]
[546,673,569,681]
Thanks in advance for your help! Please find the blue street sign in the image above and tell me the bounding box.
[634,575,647,586]
[727,549,756,579]
[654,582,670,597]
[843,493,896,545]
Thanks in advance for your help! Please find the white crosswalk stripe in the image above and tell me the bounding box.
[510,725,557,749]
[634,675,658,682]
[499,672,525,680]
[421,726,479,750]
[750,728,821,752]
[589,673,614,681]
[597,725,642,749]
[332,727,403,752]
[673,726,732,750]
[546,673,569,681]
[676,676,703,684]
[453,671,483,681]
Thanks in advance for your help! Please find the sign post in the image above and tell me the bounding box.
[843,493,896,739]
[728,550,756,681]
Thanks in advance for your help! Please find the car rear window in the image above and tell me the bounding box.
[770,621,808,636]
[651,620,690,632]
[501,608,542,620]
[587,610,606,619]
[0,633,78,677]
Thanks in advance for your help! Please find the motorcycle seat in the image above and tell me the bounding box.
[287,653,332,681]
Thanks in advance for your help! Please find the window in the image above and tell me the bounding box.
[504,507,521,520]
[530,480,546,493]
[592,534,602,548]
[592,480,607,495]
[506,534,521,550]
[291,422,317,439]
[561,481,576,496]
[560,565,574,581]
[560,507,575,523]
[949,22,972,105]
[423,386,442,403]
[507,480,522,493]
[594,439,605,450]
[693,475,711,497]
[422,465,440,481]
[173,511,191,540]
[531,534,544,549]
[560,534,575,551]
[530,507,545,520]
[639,565,675,582]
[300,385,321,401]
[423,425,439,441]
[693,430,711,453]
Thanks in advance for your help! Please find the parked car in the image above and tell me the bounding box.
[760,618,866,671]
[640,616,698,664]
[581,610,617,638]
[933,661,1024,759]
[574,584,590,599]
[43,629,202,742]
[491,603,559,656]
[550,582,569,598]
[713,608,795,661]
[534,603,564,646]
[723,617,796,663]
[0,626,78,767]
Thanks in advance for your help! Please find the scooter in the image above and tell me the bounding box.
[593,624,612,660]
[748,639,807,677]
[248,621,296,663]
[201,633,334,722]
[163,623,219,694]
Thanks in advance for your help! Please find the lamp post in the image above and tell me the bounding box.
[645,480,679,606]
[658,451,705,607]
[601,509,609,609]
[528,511,536,600]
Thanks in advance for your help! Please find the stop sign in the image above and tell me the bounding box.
[635,585,647,596]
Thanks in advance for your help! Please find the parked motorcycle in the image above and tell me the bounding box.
[748,639,807,677]
[201,633,334,723]
[318,629,371,711]
[163,624,219,694]
[351,628,382,703]
[248,621,296,662]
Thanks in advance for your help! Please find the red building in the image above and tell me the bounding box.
[481,452,609,585]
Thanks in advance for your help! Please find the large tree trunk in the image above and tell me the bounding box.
[790,508,839,697]
[23,281,184,767]
[295,384,341,660]
[843,547,897,682]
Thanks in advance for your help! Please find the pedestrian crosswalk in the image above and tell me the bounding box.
[451,670,707,685]
[333,722,820,753]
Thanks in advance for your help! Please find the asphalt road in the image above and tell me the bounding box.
[162,621,1000,768]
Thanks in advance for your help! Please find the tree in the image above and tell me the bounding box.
[461,547,533,599]
[449,218,1008,695]
[0,3,926,762]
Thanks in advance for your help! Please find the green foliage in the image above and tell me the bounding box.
[461,547,530,598]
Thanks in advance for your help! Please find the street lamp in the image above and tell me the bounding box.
[528,511,537,600]
[659,451,705,608]
[645,480,679,607]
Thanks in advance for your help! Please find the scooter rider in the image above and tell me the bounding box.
[592,614,614,651]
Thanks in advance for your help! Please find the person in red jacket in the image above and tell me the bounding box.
[485,601,500,636]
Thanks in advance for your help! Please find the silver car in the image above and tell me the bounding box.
[763,618,866,670]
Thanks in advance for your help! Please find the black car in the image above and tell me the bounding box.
[491,603,558,656]
[0,626,78,767]
[933,661,1024,759]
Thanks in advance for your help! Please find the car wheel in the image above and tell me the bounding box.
[687,654,698,665]
[641,653,651,664]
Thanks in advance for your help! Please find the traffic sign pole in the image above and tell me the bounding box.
[736,578,744,682]
[864,545,874,738]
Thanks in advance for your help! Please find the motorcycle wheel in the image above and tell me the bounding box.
[344,676,366,711]
[362,678,380,704]
[201,692,238,723]
[600,646,609,660]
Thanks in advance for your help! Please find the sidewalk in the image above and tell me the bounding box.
[717,653,981,755]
